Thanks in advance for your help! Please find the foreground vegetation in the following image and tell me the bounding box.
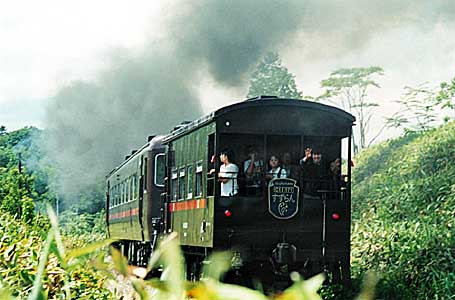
[0,211,111,299]
[2,119,455,298]
[1,208,378,300]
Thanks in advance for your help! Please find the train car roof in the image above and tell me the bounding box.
[163,97,355,142]
[106,135,166,179]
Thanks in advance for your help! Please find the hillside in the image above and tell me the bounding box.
[351,122,455,299]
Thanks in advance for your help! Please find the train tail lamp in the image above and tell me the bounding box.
[224,210,232,217]
[332,213,340,221]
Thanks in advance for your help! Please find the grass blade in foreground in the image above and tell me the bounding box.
[27,230,54,300]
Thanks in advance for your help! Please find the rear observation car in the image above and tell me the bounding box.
[162,97,355,284]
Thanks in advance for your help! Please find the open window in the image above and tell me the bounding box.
[218,133,264,196]
[218,133,301,197]
[300,136,343,198]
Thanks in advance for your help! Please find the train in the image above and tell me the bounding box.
[106,96,355,286]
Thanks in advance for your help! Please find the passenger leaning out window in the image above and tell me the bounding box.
[218,149,239,197]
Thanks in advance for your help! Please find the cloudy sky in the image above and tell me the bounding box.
[2,0,455,140]
[1,0,165,129]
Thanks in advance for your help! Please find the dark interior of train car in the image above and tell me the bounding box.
[217,133,347,200]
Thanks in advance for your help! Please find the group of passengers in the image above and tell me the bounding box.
[213,146,342,197]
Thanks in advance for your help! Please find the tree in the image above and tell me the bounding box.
[386,83,439,132]
[319,66,384,152]
[0,127,51,219]
[0,167,35,222]
[247,52,303,99]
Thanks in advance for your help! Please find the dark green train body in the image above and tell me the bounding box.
[106,97,355,285]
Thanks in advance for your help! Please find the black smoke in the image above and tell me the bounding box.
[45,0,455,202]
[45,0,308,200]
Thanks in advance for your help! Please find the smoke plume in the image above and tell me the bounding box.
[45,0,308,199]
[45,0,455,201]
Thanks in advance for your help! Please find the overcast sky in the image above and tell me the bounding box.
[2,0,455,142]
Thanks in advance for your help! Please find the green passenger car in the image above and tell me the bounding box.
[107,96,355,285]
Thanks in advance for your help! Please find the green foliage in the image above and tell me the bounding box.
[0,126,57,218]
[352,121,455,299]
[59,210,107,246]
[247,52,303,99]
[386,83,440,132]
[0,126,104,216]
[319,66,384,152]
[0,210,111,299]
[437,77,455,110]
[0,167,36,222]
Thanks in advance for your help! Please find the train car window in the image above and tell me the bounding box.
[119,185,121,204]
[115,185,118,206]
[123,181,127,204]
[171,169,178,201]
[260,134,302,187]
[178,168,186,200]
[126,178,129,202]
[125,180,128,203]
[133,175,137,200]
[127,179,130,202]
[131,174,136,200]
[129,177,134,201]
[108,187,112,208]
[187,165,193,199]
[123,180,126,203]
[117,181,125,204]
[218,133,265,196]
[119,182,122,204]
[195,163,203,198]
[144,157,148,191]
[300,136,344,198]
[154,154,165,187]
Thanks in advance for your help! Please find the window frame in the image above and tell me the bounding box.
[178,167,186,201]
[187,164,194,199]
[154,153,166,187]
[171,168,178,202]
[195,161,203,198]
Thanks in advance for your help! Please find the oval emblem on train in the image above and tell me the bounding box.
[268,178,300,219]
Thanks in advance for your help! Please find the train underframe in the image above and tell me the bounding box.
[111,238,350,290]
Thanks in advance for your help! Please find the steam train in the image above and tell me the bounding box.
[106,96,354,285]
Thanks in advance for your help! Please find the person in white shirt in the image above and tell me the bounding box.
[218,149,239,197]
[266,155,288,179]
